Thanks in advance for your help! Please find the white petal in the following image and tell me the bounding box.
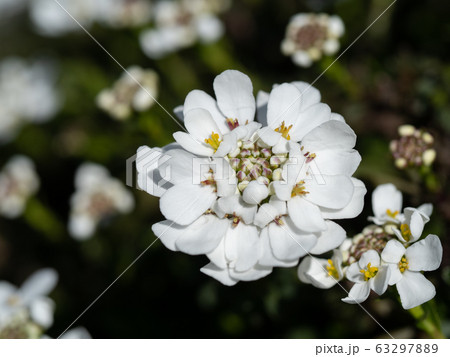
[268,218,317,261]
[311,149,361,176]
[200,263,238,286]
[226,223,260,272]
[320,178,366,219]
[292,51,313,67]
[160,184,216,225]
[309,221,346,255]
[406,234,443,272]
[68,215,96,240]
[207,237,227,269]
[184,108,222,141]
[173,131,214,156]
[345,262,365,283]
[20,268,58,302]
[217,195,257,225]
[229,265,273,282]
[381,239,406,264]
[213,70,255,125]
[406,209,425,242]
[372,183,402,219]
[396,271,436,309]
[288,196,326,232]
[29,297,55,328]
[301,120,356,152]
[298,257,338,289]
[417,203,433,218]
[290,81,321,110]
[328,16,345,37]
[342,282,370,304]
[359,250,381,269]
[305,174,354,210]
[387,264,403,285]
[61,327,91,339]
[291,103,331,142]
[183,90,228,133]
[151,220,179,251]
[322,38,340,55]
[257,127,282,146]
[195,14,224,43]
[242,180,269,205]
[254,200,286,228]
[370,266,390,296]
[174,105,184,121]
[266,83,302,129]
[0,282,18,301]
[273,181,294,201]
[258,227,297,268]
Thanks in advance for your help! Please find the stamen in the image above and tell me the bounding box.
[400,223,411,242]
[326,259,339,279]
[275,121,293,140]
[386,209,399,219]
[226,118,240,130]
[398,256,409,273]
[291,180,309,197]
[204,132,222,151]
[360,262,378,281]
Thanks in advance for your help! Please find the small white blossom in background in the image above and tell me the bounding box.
[390,125,436,169]
[281,13,344,67]
[0,156,40,219]
[42,326,92,339]
[0,268,58,337]
[299,183,443,309]
[137,69,365,285]
[139,0,230,59]
[97,66,159,121]
[0,0,28,20]
[0,58,60,144]
[29,0,152,36]
[69,163,135,240]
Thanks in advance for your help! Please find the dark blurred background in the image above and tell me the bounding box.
[0,0,449,338]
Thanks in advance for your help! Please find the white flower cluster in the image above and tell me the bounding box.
[139,0,231,59]
[281,13,345,67]
[0,58,60,144]
[0,156,40,219]
[29,0,152,36]
[97,66,159,121]
[299,183,443,310]
[0,268,90,338]
[69,163,135,240]
[137,70,366,285]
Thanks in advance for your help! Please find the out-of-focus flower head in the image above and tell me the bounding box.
[137,69,365,285]
[0,57,60,144]
[139,0,230,59]
[281,13,344,67]
[0,268,58,333]
[29,0,152,36]
[69,163,135,240]
[97,66,159,121]
[0,156,40,219]
[390,125,436,169]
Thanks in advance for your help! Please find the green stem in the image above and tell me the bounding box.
[408,300,445,339]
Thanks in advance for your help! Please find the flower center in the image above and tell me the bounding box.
[200,169,217,192]
[7,295,20,307]
[326,259,339,279]
[275,121,293,140]
[360,263,378,281]
[398,256,409,273]
[204,132,222,152]
[386,209,399,219]
[226,118,239,130]
[400,223,411,242]
[294,23,327,50]
[291,180,309,197]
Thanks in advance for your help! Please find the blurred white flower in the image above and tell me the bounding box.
[69,163,135,240]
[281,13,345,67]
[0,156,40,219]
[139,0,229,59]
[0,268,58,330]
[95,0,152,28]
[0,58,60,144]
[342,250,390,304]
[368,183,403,225]
[42,326,91,339]
[0,0,27,20]
[381,235,442,309]
[138,69,365,285]
[97,66,159,121]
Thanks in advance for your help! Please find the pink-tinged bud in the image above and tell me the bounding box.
[230,158,240,170]
[252,149,260,157]
[270,156,282,165]
[240,149,250,157]
[236,170,247,181]
[240,158,253,171]
[262,167,272,178]
[261,148,272,158]
[249,167,261,180]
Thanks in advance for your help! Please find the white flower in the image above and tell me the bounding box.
[392,207,430,244]
[281,13,345,67]
[0,268,58,329]
[69,163,135,240]
[0,156,40,219]
[342,250,390,304]
[298,248,345,289]
[97,66,159,121]
[381,235,442,309]
[139,0,228,59]
[95,0,152,28]
[0,58,60,144]
[368,183,403,225]
[138,69,365,285]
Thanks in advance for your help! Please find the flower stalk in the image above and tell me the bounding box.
[408,300,445,339]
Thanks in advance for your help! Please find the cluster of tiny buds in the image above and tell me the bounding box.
[390,125,436,169]
[344,225,394,265]
[227,140,288,192]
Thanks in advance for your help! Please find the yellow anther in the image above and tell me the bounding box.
[398,257,409,273]
[400,223,411,242]
[291,180,309,197]
[360,263,378,281]
[275,121,293,140]
[386,209,399,218]
[326,259,339,279]
[204,132,222,151]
